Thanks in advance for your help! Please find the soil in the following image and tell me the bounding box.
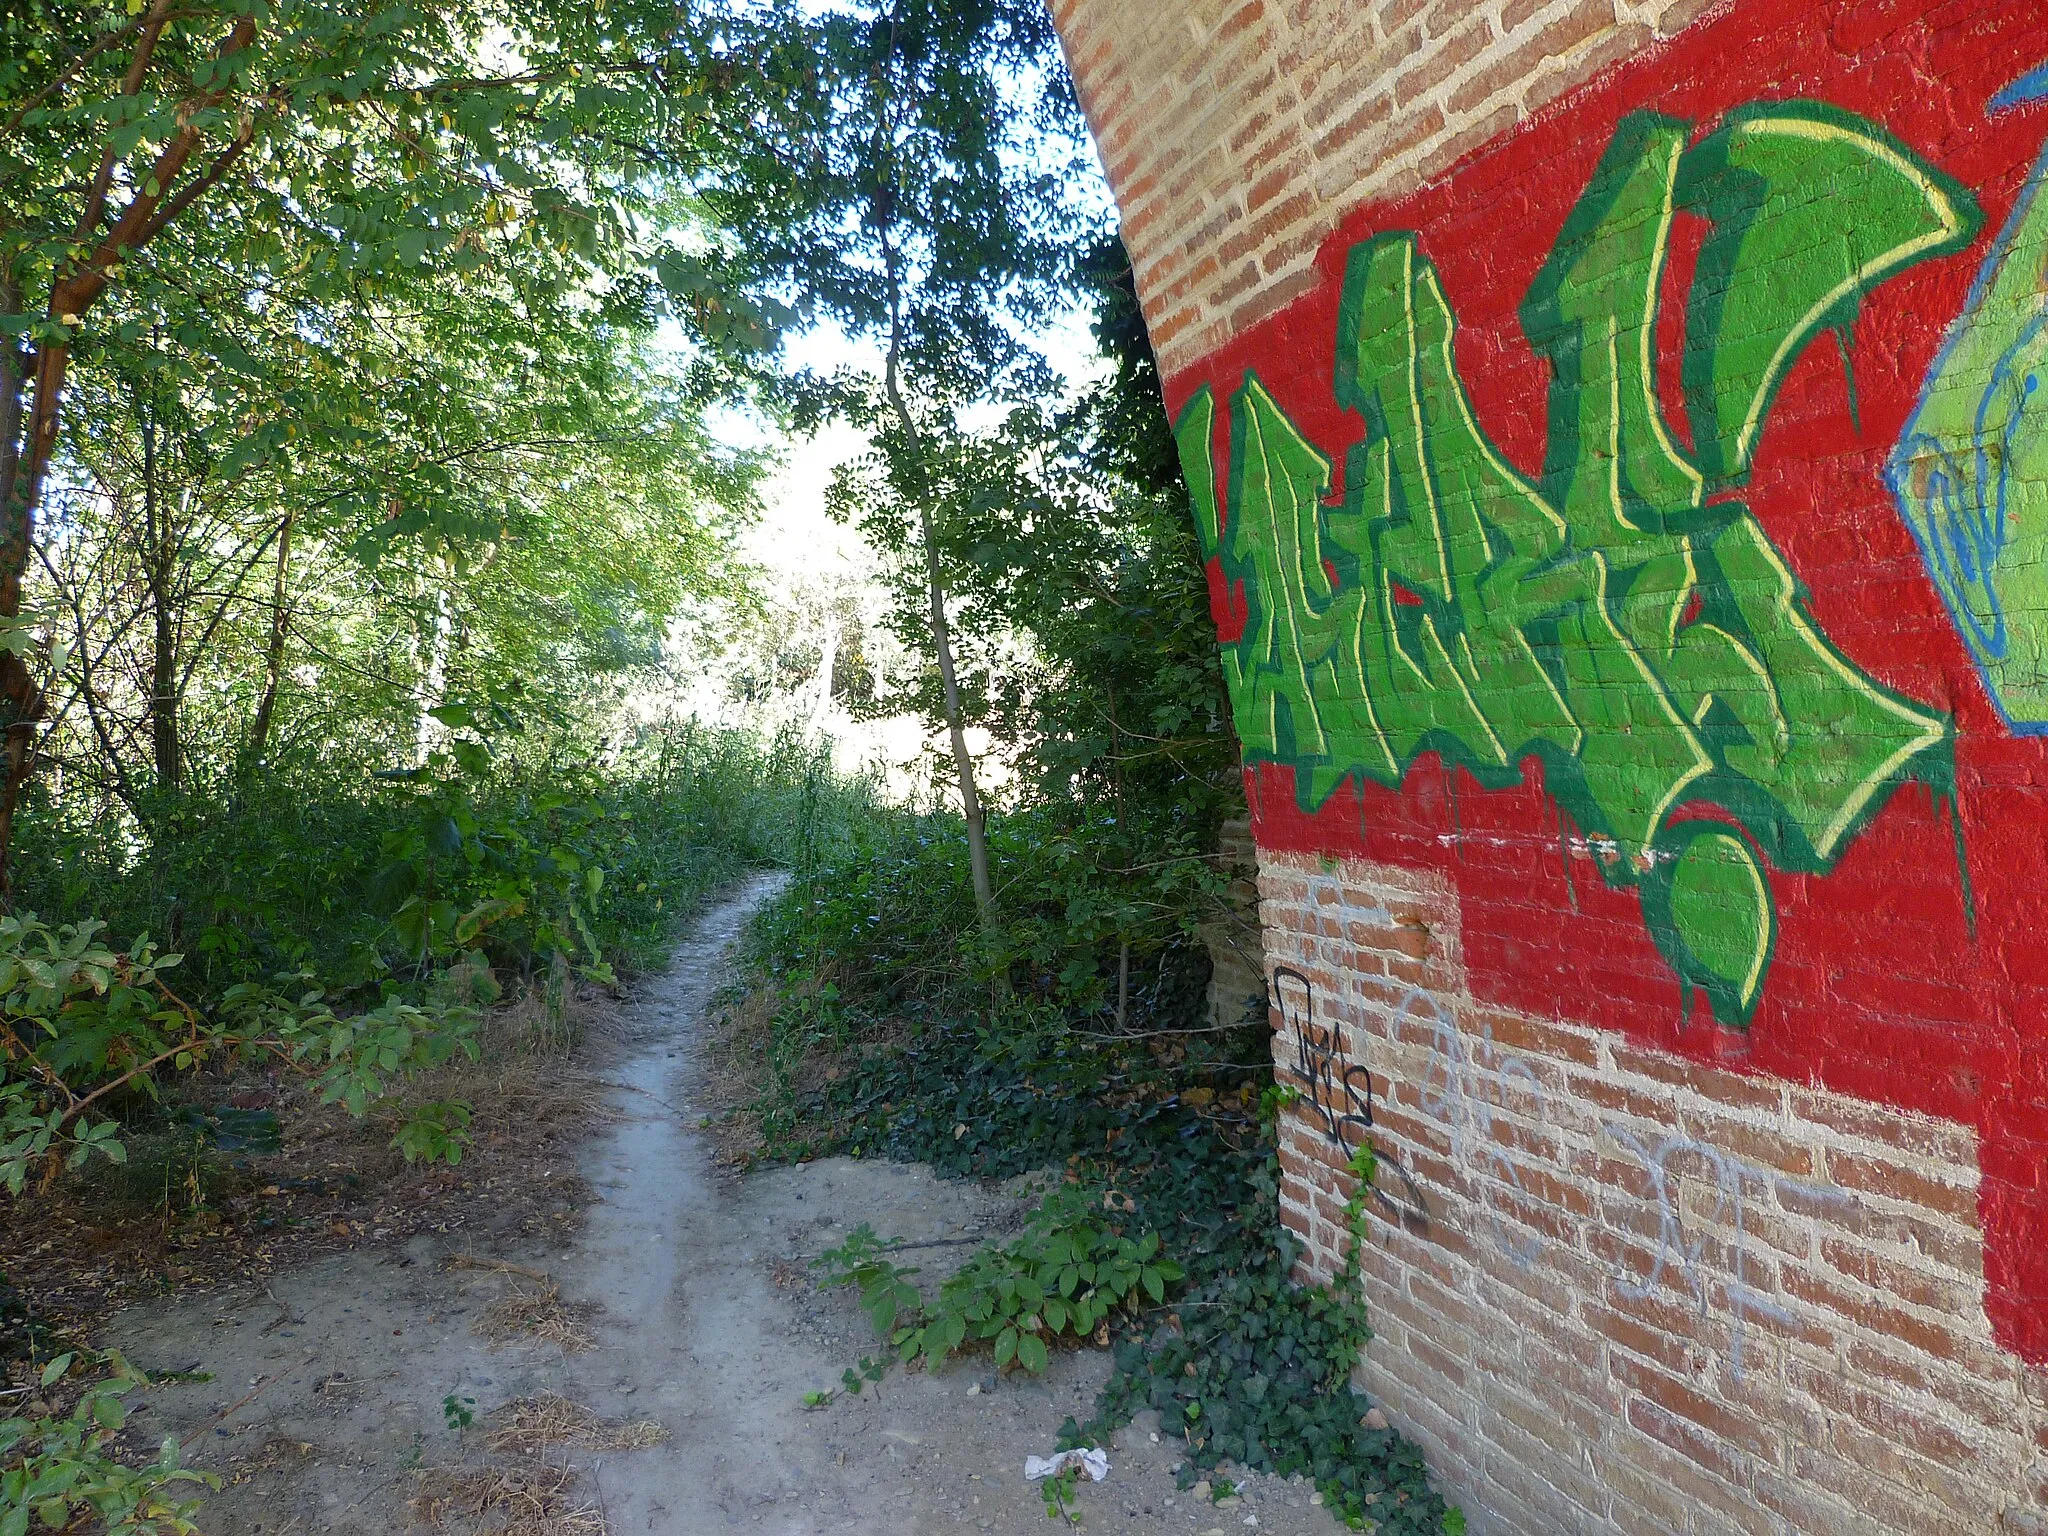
[88,876,1353,1536]
[1,972,612,1346]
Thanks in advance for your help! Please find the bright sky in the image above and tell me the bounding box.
[714,303,1112,585]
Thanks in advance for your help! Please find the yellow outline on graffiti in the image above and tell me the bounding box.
[1724,115,1979,472]
[1734,530,1948,858]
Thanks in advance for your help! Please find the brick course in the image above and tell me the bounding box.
[1050,0,1714,377]
[1261,849,2045,1534]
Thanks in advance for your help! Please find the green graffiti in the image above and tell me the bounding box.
[1177,103,1981,1027]
[1888,98,2048,730]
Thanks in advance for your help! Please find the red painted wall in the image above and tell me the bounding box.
[1159,0,2048,1362]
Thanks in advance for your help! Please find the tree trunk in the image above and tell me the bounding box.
[810,622,839,733]
[0,273,22,561]
[141,391,179,790]
[416,561,455,763]
[1117,939,1131,1031]
[888,378,994,925]
[245,511,294,767]
[878,239,995,929]
[1108,680,1132,1029]
[914,495,994,921]
[0,6,259,890]
[0,269,34,897]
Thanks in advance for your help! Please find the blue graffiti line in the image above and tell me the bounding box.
[1408,990,1549,1271]
[1890,309,2048,663]
[1991,62,2048,116]
[1603,1125,1843,1383]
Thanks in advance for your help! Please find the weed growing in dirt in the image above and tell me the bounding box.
[1039,1462,1081,1525]
[0,1350,214,1536]
[764,1012,1460,1534]
[816,1187,1183,1376]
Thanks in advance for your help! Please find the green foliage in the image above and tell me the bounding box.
[838,237,1233,819]
[839,1357,887,1398]
[0,905,481,1193]
[0,1352,214,1536]
[25,725,831,996]
[816,1190,1183,1379]
[391,1101,475,1167]
[753,979,1455,1534]
[810,233,1240,1032]
[441,1394,476,1435]
[705,0,1092,411]
[1083,1142,1447,1534]
[745,795,1227,1120]
[5,725,844,1195]
[1039,1462,1081,1524]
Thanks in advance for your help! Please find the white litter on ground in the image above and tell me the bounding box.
[1024,1447,1111,1483]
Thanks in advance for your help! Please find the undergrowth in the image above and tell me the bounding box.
[0,1351,212,1536]
[816,1188,1183,1376]
[5,723,868,1534]
[759,999,1461,1535]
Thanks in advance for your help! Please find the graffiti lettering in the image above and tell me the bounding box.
[1890,74,2048,730]
[1273,969,1432,1228]
[1178,104,1981,1026]
[1409,991,1549,1269]
[1604,1125,1845,1382]
[1274,966,1374,1151]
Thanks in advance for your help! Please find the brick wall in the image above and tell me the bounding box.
[1198,816,1264,1029]
[1051,0,1721,377]
[1264,848,2047,1534]
[1048,0,2048,1529]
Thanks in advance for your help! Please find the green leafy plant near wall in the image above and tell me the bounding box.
[1176,102,1983,1026]
[772,998,1460,1534]
[1075,1137,1456,1534]
[816,1188,1184,1375]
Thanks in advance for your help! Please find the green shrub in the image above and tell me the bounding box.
[4,722,865,1193]
[757,1006,1459,1534]
[0,1352,213,1536]
[816,1187,1184,1377]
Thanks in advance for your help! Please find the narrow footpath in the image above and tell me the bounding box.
[106,878,1349,1535]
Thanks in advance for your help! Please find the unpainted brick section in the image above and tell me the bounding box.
[1047,0,1719,377]
[1258,848,2044,1535]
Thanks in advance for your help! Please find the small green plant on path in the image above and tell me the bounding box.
[840,1357,888,1398]
[815,1187,1184,1378]
[1039,1462,1081,1526]
[0,1351,214,1536]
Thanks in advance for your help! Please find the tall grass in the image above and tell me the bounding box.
[15,721,873,1008]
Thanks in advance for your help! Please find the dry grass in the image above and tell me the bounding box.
[1,978,628,1341]
[409,1393,667,1535]
[485,1392,668,1455]
[471,1280,598,1353]
[408,1462,605,1536]
[696,966,904,1167]
[693,981,776,1165]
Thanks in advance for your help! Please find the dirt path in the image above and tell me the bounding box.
[104,878,1349,1536]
